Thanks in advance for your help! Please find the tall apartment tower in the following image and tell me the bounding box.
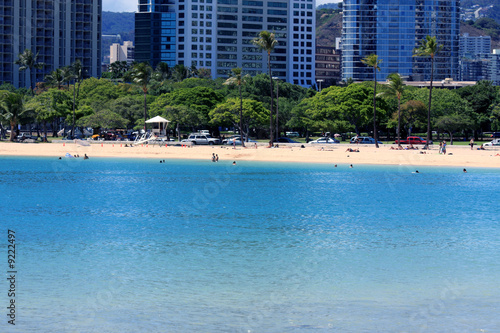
[135,0,316,87]
[342,0,460,82]
[0,0,102,89]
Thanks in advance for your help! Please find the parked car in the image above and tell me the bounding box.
[483,138,500,146]
[275,137,300,143]
[350,136,383,144]
[182,133,220,145]
[222,135,256,145]
[286,131,300,137]
[309,137,340,144]
[16,133,35,141]
[394,136,432,145]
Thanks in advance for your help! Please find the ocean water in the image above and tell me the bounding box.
[1,156,499,333]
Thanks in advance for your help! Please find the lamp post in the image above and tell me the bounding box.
[317,79,324,92]
[272,77,279,140]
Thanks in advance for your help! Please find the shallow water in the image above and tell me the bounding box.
[1,156,499,332]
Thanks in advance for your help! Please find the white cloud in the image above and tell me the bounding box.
[103,0,137,13]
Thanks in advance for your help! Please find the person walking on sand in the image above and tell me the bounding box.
[470,138,474,150]
[442,140,447,155]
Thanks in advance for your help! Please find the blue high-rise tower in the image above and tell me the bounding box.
[342,0,460,82]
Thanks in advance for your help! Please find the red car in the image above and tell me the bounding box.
[395,136,433,145]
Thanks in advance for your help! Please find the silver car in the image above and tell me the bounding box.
[182,134,220,145]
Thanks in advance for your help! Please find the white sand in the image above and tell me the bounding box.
[1,141,499,169]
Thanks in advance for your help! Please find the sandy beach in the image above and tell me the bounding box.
[1,141,499,168]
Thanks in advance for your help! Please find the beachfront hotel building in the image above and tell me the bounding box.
[135,0,316,87]
[341,0,460,82]
[0,0,102,89]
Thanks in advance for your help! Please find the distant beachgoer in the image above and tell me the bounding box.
[211,153,215,162]
[415,170,420,173]
[479,144,486,150]
[232,161,236,165]
[350,164,353,168]
[254,142,257,149]
[334,164,337,167]
[215,154,219,162]
[439,141,443,154]
[58,157,62,160]
[84,154,89,160]
[442,141,447,154]
[469,138,474,150]
[463,168,467,173]
[160,160,162,163]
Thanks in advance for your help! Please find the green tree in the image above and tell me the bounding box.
[399,100,427,137]
[307,84,374,136]
[413,36,443,148]
[77,109,129,130]
[161,105,201,141]
[131,63,153,129]
[457,81,499,139]
[172,64,189,82]
[253,30,278,144]
[44,68,66,90]
[209,98,268,139]
[151,87,224,128]
[0,91,28,141]
[361,54,382,148]
[224,68,250,145]
[377,73,405,147]
[15,49,45,95]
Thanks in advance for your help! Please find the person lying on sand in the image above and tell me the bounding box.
[345,148,360,152]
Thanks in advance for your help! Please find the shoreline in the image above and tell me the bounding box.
[0,141,499,168]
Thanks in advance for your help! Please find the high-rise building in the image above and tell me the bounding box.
[460,33,491,59]
[315,46,341,88]
[486,49,500,86]
[110,41,135,65]
[0,0,102,89]
[135,0,316,87]
[459,33,491,82]
[342,0,460,82]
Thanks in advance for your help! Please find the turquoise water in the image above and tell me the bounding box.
[1,156,500,332]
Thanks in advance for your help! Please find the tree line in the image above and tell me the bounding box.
[1,35,499,144]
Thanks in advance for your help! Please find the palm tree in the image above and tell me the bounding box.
[61,66,75,90]
[224,68,250,146]
[15,49,45,95]
[44,69,65,90]
[0,92,26,141]
[377,73,405,148]
[413,35,443,149]
[361,54,382,148]
[70,60,84,138]
[154,62,171,81]
[252,30,278,144]
[131,63,153,129]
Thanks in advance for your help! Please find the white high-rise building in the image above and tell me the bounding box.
[110,41,135,65]
[135,0,316,87]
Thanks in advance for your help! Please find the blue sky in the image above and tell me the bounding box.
[103,0,341,12]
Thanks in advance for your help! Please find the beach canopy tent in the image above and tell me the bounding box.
[145,116,170,136]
